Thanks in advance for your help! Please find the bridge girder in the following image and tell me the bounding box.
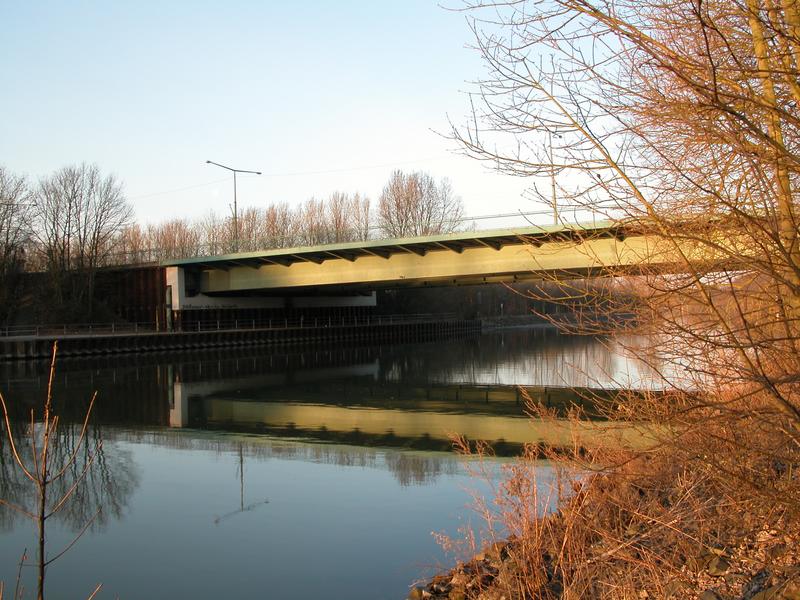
[193,234,665,294]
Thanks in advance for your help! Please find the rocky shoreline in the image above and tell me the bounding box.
[409,530,799,600]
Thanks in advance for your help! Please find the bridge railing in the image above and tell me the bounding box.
[184,313,459,333]
[0,313,462,339]
[0,322,160,338]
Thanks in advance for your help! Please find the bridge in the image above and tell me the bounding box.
[163,220,667,314]
[0,221,677,356]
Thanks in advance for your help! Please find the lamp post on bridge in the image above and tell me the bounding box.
[206,160,262,252]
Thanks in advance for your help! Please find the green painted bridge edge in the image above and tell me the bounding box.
[162,220,621,267]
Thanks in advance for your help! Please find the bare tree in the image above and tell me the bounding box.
[198,211,225,256]
[435,0,800,597]
[31,164,132,319]
[297,198,329,245]
[326,191,354,243]
[0,167,31,324]
[454,0,800,408]
[147,219,203,259]
[349,192,371,241]
[236,207,262,252]
[113,224,150,264]
[263,201,299,248]
[378,170,464,237]
[294,194,370,245]
[325,191,372,243]
[107,192,371,264]
[1,344,102,600]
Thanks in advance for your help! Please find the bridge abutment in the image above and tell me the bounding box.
[166,266,378,333]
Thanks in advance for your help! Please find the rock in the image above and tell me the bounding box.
[431,580,452,595]
[664,579,687,598]
[475,541,507,564]
[448,590,466,600]
[687,550,718,573]
[408,587,425,600]
[487,541,507,559]
[707,556,731,577]
[742,569,773,598]
[699,590,720,600]
[725,573,747,587]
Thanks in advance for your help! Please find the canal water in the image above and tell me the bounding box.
[0,327,658,599]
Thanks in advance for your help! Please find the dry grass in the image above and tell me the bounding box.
[428,388,800,600]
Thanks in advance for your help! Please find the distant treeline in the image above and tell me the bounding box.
[116,170,464,262]
[0,164,464,323]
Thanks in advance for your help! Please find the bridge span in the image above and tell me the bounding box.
[163,220,665,314]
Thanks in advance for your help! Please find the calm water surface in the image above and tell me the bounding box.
[0,327,655,599]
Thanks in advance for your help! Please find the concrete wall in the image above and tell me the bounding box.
[166,267,377,311]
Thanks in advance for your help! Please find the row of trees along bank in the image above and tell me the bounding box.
[0,166,464,324]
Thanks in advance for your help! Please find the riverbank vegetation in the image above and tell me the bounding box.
[0,344,105,600]
[416,0,800,597]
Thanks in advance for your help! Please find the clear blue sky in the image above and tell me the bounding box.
[1,1,541,226]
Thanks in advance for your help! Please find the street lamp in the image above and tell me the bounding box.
[547,130,562,226]
[206,160,262,252]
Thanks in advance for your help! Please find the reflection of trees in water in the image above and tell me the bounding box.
[383,452,460,487]
[0,361,169,428]
[108,428,461,488]
[380,329,609,387]
[0,424,139,533]
[0,421,28,532]
[378,329,663,389]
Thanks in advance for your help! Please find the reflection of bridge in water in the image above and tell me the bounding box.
[170,383,645,453]
[164,329,658,453]
[1,329,659,455]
